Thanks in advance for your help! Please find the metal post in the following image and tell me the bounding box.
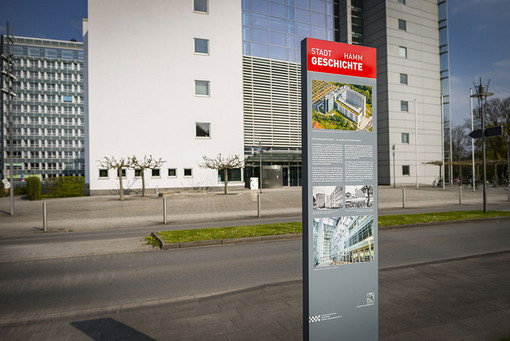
[458,185,462,205]
[415,99,419,189]
[392,144,396,188]
[257,192,261,218]
[42,201,47,232]
[162,197,167,224]
[441,95,445,190]
[259,141,263,194]
[402,187,406,208]
[506,135,509,202]
[470,88,476,192]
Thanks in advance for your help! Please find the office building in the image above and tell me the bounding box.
[84,0,449,194]
[1,36,84,184]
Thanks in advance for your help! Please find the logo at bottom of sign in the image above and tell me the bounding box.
[309,312,343,324]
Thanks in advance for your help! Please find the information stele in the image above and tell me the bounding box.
[301,38,378,340]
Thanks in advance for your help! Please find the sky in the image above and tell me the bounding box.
[1,0,509,127]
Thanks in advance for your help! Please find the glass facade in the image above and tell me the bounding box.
[242,0,338,62]
[0,36,84,182]
[438,0,452,181]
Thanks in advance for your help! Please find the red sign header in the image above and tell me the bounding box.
[306,38,377,79]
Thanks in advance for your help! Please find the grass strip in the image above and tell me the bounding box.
[155,210,510,243]
[157,222,301,243]
[378,210,510,226]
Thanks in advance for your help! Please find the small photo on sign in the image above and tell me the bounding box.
[313,186,343,210]
[345,185,373,209]
[313,215,375,268]
[311,80,373,131]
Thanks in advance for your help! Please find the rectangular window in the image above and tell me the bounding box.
[402,165,410,176]
[399,46,407,58]
[134,169,142,177]
[152,169,160,177]
[117,169,126,178]
[63,95,73,102]
[99,169,108,178]
[184,168,193,177]
[400,73,408,85]
[398,19,406,31]
[194,38,209,54]
[45,49,57,59]
[401,133,409,144]
[401,100,409,112]
[218,168,242,182]
[168,168,177,177]
[196,122,211,138]
[62,50,74,60]
[193,0,208,13]
[398,0,405,4]
[195,80,210,96]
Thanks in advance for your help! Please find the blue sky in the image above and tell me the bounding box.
[1,0,509,126]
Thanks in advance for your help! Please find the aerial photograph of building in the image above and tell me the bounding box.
[313,215,374,267]
[311,80,372,131]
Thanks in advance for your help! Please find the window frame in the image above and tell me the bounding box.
[194,38,210,55]
[400,73,408,85]
[401,132,410,144]
[184,168,193,177]
[193,0,208,14]
[400,100,409,112]
[399,46,407,58]
[151,169,161,178]
[398,19,406,31]
[196,122,211,138]
[117,169,127,178]
[168,168,177,178]
[402,165,410,176]
[99,169,108,179]
[195,80,210,96]
[134,169,142,177]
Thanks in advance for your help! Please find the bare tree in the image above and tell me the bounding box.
[130,155,165,197]
[200,154,244,194]
[99,156,130,200]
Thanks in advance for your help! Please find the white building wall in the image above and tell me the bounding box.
[85,0,244,194]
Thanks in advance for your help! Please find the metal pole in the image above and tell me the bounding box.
[163,197,167,224]
[42,201,47,232]
[458,185,462,205]
[259,142,263,194]
[392,144,396,188]
[481,96,487,213]
[441,95,445,190]
[257,192,261,217]
[402,187,406,208]
[470,88,475,192]
[415,99,419,189]
[506,135,509,202]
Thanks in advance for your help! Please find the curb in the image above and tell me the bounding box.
[152,232,302,250]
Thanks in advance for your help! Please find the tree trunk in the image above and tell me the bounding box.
[224,169,228,195]
[118,167,124,200]
[141,170,146,197]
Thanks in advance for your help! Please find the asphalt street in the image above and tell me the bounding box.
[1,219,508,328]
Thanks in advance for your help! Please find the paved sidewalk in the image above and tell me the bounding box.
[1,185,509,235]
[1,252,509,340]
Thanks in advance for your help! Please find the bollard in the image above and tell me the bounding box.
[163,197,167,224]
[258,192,261,218]
[402,187,406,208]
[43,201,47,232]
[459,185,462,205]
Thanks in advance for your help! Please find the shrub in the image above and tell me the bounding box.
[0,181,4,198]
[26,177,42,200]
[44,176,84,198]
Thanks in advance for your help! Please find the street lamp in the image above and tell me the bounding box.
[470,79,493,213]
